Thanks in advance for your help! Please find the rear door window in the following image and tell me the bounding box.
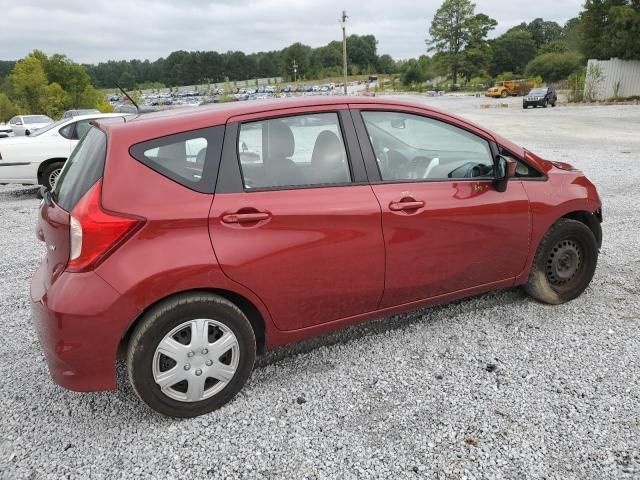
[129,126,224,193]
[237,112,352,189]
[54,127,107,212]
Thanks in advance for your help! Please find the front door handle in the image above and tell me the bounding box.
[389,200,425,212]
[221,212,271,224]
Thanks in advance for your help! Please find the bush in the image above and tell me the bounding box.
[525,52,583,83]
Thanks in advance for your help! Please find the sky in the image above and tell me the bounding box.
[0,0,584,63]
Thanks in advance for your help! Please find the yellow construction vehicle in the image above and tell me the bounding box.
[486,79,538,98]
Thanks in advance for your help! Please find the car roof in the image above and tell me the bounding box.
[100,96,458,136]
[96,96,527,162]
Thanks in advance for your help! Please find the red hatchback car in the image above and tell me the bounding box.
[31,97,602,417]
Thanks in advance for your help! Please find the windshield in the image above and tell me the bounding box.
[24,115,52,124]
[529,88,547,95]
[29,119,69,137]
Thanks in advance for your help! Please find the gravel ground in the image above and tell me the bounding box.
[0,98,639,479]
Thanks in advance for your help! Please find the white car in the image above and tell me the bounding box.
[0,124,13,138]
[0,113,128,190]
[8,115,54,136]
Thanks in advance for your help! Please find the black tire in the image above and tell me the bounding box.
[42,162,64,191]
[127,292,256,417]
[524,219,598,305]
[523,104,527,109]
[500,90,508,98]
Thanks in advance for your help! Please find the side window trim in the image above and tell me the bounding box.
[353,108,498,184]
[217,110,369,194]
[129,126,225,194]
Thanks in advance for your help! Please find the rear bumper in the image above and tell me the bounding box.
[30,262,140,392]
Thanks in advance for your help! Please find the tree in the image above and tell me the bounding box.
[281,43,311,80]
[489,30,537,76]
[579,0,640,60]
[508,18,563,49]
[45,54,94,106]
[525,52,583,81]
[43,83,71,119]
[8,54,49,114]
[376,54,397,74]
[428,0,496,84]
[0,93,17,122]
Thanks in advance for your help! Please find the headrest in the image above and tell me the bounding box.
[267,120,295,160]
[311,130,346,168]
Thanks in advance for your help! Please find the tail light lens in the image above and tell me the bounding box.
[67,180,144,273]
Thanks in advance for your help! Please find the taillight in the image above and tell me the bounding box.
[67,180,144,273]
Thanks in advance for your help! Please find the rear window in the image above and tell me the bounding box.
[129,126,224,194]
[54,127,106,212]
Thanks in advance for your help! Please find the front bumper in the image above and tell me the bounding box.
[30,262,140,391]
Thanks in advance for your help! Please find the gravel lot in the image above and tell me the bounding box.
[0,97,638,479]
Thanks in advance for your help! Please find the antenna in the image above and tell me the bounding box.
[114,82,140,111]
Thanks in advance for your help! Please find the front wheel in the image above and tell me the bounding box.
[524,219,598,304]
[127,292,256,417]
[42,162,64,191]
[500,90,508,98]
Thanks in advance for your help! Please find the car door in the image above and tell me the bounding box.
[210,107,385,331]
[351,106,530,308]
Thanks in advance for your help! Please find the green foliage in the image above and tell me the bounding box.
[495,72,515,82]
[8,54,49,114]
[489,30,538,76]
[0,93,17,122]
[579,0,640,60]
[5,51,109,118]
[401,60,426,86]
[428,0,497,84]
[525,52,583,81]
[508,18,563,49]
[43,82,71,119]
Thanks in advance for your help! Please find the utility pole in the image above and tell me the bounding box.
[341,10,348,95]
[292,59,298,83]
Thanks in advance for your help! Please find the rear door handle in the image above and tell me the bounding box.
[221,212,271,224]
[389,200,425,211]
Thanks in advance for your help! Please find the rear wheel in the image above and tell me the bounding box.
[127,292,256,417]
[500,90,508,98]
[524,219,598,304]
[42,162,64,191]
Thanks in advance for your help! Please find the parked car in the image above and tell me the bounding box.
[9,115,53,136]
[0,113,128,190]
[0,124,13,138]
[523,87,557,108]
[31,97,602,417]
[61,109,101,119]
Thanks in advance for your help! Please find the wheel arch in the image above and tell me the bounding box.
[119,288,267,360]
[561,210,602,248]
[515,207,602,285]
[37,157,67,185]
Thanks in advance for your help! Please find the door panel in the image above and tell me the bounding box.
[210,186,385,330]
[352,107,530,307]
[372,180,530,307]
[210,108,384,332]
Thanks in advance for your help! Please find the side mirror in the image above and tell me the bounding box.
[494,155,517,192]
[15,121,23,126]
